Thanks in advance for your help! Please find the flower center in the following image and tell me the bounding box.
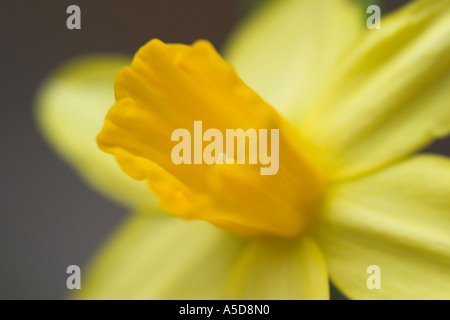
[97,39,324,238]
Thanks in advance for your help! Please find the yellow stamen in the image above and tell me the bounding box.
[97,39,324,237]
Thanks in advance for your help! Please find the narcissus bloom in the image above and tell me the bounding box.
[36,0,450,299]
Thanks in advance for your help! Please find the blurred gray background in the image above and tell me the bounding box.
[1,0,446,300]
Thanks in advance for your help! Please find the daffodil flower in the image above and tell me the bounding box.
[36,0,450,299]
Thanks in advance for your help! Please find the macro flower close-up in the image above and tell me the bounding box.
[28,0,450,300]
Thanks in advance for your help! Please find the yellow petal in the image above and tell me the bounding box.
[76,212,328,300]
[226,236,329,299]
[224,0,365,123]
[97,39,324,237]
[314,155,450,299]
[35,55,157,209]
[75,213,245,299]
[300,0,450,180]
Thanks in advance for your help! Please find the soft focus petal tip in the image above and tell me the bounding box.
[35,54,158,210]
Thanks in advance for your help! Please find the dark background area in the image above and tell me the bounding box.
[1,0,446,300]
